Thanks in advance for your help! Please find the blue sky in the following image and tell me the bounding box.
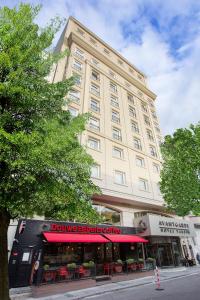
[1,0,200,135]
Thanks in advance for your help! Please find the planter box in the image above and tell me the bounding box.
[128,263,137,271]
[114,264,123,273]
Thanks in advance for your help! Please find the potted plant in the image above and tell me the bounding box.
[43,264,49,271]
[67,263,77,270]
[145,257,155,270]
[137,258,144,270]
[82,261,95,277]
[114,259,123,273]
[126,258,137,271]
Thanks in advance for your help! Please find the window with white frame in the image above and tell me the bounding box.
[133,137,142,150]
[104,48,110,55]
[127,93,134,105]
[150,145,157,157]
[111,110,120,123]
[144,114,150,126]
[73,73,81,86]
[109,70,115,78]
[90,98,100,112]
[153,163,160,173]
[73,59,82,71]
[141,101,148,112]
[90,83,100,96]
[91,69,100,81]
[90,38,97,46]
[88,137,100,150]
[112,127,122,141]
[91,58,99,66]
[129,106,136,118]
[136,156,145,167]
[68,106,78,117]
[114,170,126,185]
[110,95,119,108]
[112,146,123,159]
[69,89,80,103]
[131,121,139,133]
[147,129,154,141]
[139,178,149,191]
[110,82,117,93]
[91,164,101,178]
[151,110,157,119]
[89,117,100,131]
[74,48,84,60]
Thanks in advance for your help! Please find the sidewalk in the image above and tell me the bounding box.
[11,266,200,300]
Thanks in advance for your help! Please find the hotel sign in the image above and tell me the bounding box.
[135,215,196,237]
[49,223,121,234]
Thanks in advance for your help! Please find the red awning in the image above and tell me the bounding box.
[43,232,109,243]
[104,234,148,243]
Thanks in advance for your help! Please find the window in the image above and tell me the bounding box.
[68,106,78,117]
[90,83,100,96]
[73,73,81,86]
[114,170,126,185]
[141,101,148,112]
[150,145,157,157]
[155,126,160,133]
[90,98,100,112]
[136,156,145,167]
[144,115,150,126]
[118,59,123,66]
[129,68,134,74]
[157,136,162,146]
[88,137,100,150]
[69,89,80,103]
[112,110,120,123]
[90,38,97,46]
[113,147,123,159]
[147,129,154,141]
[133,138,141,150]
[91,58,99,66]
[129,106,136,118]
[109,70,115,78]
[139,178,149,191]
[138,90,143,97]
[133,138,142,150]
[153,163,160,173]
[138,74,143,81]
[91,164,101,178]
[128,93,134,104]
[110,95,119,108]
[76,27,84,36]
[73,59,82,71]
[112,127,122,141]
[110,82,117,93]
[91,69,100,81]
[104,48,110,55]
[151,110,157,119]
[125,82,131,88]
[74,48,84,60]
[93,204,121,225]
[131,121,139,133]
[148,98,154,108]
[89,117,100,131]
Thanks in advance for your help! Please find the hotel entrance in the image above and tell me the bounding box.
[157,244,174,266]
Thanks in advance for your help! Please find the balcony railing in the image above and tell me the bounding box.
[74,52,84,60]
[73,64,82,71]
[89,123,100,131]
[90,88,100,97]
[111,100,119,108]
[113,133,122,141]
[69,94,80,104]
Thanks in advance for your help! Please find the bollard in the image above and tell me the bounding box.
[154,266,164,291]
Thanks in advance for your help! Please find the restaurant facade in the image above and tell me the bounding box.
[9,219,148,288]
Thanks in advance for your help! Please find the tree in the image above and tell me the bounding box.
[0,4,101,299]
[160,124,200,216]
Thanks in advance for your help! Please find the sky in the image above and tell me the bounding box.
[1,0,200,136]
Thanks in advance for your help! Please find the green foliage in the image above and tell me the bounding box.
[126,258,135,264]
[67,263,76,269]
[160,124,200,216]
[0,3,101,222]
[115,259,123,265]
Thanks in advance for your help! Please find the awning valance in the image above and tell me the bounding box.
[104,234,148,243]
[43,232,109,243]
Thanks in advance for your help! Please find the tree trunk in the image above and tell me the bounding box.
[0,209,11,300]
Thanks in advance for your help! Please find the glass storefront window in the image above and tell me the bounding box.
[93,205,121,225]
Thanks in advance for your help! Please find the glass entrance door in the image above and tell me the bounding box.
[157,244,173,266]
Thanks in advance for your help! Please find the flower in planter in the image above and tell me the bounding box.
[126,258,135,265]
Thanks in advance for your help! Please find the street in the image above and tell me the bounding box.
[84,271,200,300]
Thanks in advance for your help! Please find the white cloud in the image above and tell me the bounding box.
[3,0,200,135]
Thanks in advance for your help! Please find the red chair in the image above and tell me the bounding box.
[57,267,69,280]
[77,265,86,278]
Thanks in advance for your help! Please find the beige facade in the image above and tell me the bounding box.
[51,17,165,227]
